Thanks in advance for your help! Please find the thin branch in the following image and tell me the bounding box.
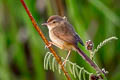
[20,0,71,80]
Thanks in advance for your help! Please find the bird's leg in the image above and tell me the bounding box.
[62,50,71,66]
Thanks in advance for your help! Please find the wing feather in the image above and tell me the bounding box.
[52,21,84,46]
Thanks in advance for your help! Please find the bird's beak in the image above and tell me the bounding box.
[41,22,48,26]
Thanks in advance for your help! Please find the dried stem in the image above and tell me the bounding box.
[20,0,71,80]
[54,0,64,16]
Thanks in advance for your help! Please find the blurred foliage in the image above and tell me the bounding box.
[0,0,120,80]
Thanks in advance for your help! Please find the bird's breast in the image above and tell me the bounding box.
[49,30,74,50]
[49,30,64,46]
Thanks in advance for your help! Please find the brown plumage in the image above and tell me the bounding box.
[52,20,84,46]
[45,15,84,50]
[47,15,63,23]
[42,15,97,67]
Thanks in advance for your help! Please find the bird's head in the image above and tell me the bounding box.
[42,15,67,30]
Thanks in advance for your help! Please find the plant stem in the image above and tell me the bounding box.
[20,0,71,80]
[55,0,64,16]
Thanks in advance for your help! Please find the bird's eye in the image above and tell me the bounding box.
[53,21,56,23]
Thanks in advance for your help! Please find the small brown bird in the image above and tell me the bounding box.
[42,15,97,67]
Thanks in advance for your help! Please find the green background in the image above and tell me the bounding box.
[0,0,120,80]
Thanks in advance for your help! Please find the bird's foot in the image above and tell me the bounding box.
[45,41,52,49]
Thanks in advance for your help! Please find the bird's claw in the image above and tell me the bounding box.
[45,42,52,49]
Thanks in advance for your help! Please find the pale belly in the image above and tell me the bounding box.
[49,31,74,50]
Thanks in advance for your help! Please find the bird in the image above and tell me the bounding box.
[42,15,84,65]
[41,15,101,71]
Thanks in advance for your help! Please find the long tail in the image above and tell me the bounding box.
[74,46,104,74]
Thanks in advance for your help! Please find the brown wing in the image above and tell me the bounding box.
[52,21,77,45]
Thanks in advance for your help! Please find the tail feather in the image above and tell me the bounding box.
[75,34,84,46]
[74,46,103,74]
